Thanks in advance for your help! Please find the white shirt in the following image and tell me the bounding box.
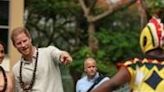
[76,73,110,92]
[13,46,64,92]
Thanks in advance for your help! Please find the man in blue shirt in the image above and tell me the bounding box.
[76,58,109,92]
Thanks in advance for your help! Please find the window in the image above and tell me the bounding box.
[0,0,9,54]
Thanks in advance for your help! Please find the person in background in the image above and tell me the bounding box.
[0,41,13,92]
[91,10,164,92]
[11,27,72,92]
[76,57,109,92]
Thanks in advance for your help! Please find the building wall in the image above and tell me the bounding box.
[8,0,24,71]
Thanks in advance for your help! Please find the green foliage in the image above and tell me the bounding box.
[25,1,144,91]
[69,46,92,74]
[95,9,142,63]
[143,0,164,8]
[26,0,142,77]
[26,0,80,17]
[96,61,116,77]
[96,29,141,63]
[143,0,164,15]
[70,46,117,77]
[25,0,82,48]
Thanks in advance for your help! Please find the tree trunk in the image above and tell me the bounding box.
[88,22,98,53]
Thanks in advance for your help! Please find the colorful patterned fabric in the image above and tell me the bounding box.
[140,17,164,53]
[123,58,164,92]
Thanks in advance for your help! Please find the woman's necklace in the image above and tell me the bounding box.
[0,66,7,92]
[19,49,38,91]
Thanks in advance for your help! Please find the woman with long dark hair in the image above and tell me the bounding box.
[0,41,13,92]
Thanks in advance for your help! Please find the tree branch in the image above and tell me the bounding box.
[89,0,97,13]
[78,0,89,16]
[91,0,137,22]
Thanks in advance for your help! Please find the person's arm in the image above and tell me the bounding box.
[8,72,14,92]
[91,67,131,92]
[49,46,72,64]
[59,51,72,64]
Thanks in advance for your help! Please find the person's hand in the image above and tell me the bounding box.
[60,51,72,64]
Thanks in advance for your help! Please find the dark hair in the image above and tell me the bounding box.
[0,41,6,53]
[158,10,164,23]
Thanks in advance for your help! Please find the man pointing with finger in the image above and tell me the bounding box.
[11,27,72,92]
